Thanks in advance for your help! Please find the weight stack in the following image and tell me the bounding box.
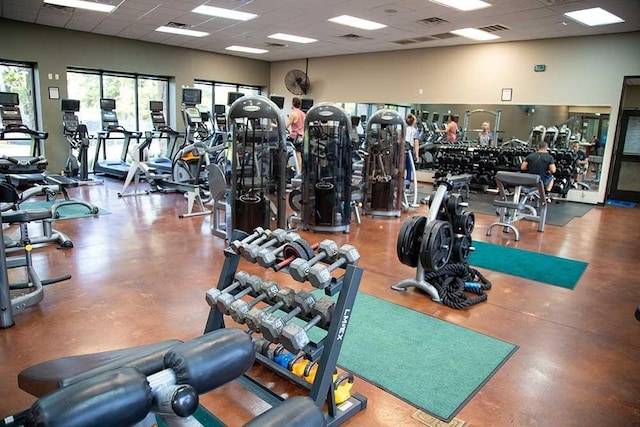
[371,181,391,210]
[235,194,268,233]
[314,182,336,226]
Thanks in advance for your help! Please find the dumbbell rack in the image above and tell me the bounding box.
[204,230,367,426]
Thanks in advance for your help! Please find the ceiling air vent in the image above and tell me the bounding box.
[431,32,460,39]
[338,33,370,41]
[477,24,510,32]
[393,39,418,45]
[418,17,449,25]
[166,22,190,29]
[265,42,288,48]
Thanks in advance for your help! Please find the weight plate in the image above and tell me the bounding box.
[452,234,473,263]
[283,239,314,261]
[446,193,463,216]
[288,189,302,212]
[419,220,453,272]
[397,216,427,267]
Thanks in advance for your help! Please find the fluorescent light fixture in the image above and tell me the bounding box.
[564,7,624,26]
[328,15,387,30]
[226,45,269,54]
[155,26,209,37]
[192,5,257,21]
[450,28,500,40]
[429,0,492,11]
[44,0,115,13]
[268,33,317,44]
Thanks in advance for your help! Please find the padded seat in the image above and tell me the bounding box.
[18,339,182,397]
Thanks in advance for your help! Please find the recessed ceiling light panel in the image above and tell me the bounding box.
[156,26,209,37]
[429,0,492,12]
[268,33,317,44]
[328,15,387,30]
[226,45,269,54]
[192,5,257,21]
[450,28,500,40]
[44,0,115,13]
[564,7,624,27]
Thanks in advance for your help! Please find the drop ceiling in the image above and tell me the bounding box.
[1,0,639,62]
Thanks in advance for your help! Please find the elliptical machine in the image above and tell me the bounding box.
[61,99,101,185]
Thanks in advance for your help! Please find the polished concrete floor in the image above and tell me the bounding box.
[0,179,638,426]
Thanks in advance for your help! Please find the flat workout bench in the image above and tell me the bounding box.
[486,171,548,241]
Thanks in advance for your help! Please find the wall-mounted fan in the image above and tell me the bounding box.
[285,69,310,95]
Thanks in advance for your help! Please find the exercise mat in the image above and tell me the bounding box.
[156,405,224,426]
[18,200,110,220]
[470,241,587,289]
[308,292,517,422]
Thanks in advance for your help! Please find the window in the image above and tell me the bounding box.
[67,69,169,163]
[0,60,38,156]
[195,79,263,113]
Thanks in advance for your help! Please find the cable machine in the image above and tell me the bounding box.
[301,103,352,233]
[229,95,287,233]
[362,109,405,217]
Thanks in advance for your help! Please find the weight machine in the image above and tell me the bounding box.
[362,109,405,218]
[300,103,352,233]
[462,108,502,145]
[228,95,287,233]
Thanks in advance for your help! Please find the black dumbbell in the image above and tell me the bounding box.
[280,298,335,353]
[205,271,251,308]
[243,229,288,263]
[245,287,296,332]
[230,227,265,253]
[308,244,360,289]
[259,290,317,343]
[256,232,302,268]
[289,240,339,282]
[216,274,263,315]
[229,280,280,324]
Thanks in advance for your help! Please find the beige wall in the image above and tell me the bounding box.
[0,18,270,172]
[270,32,640,203]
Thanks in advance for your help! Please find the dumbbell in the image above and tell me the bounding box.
[216,274,263,315]
[229,227,265,253]
[259,290,317,343]
[238,229,273,255]
[289,240,339,282]
[280,298,335,353]
[242,229,288,263]
[245,288,296,332]
[205,271,251,308]
[256,232,301,268]
[229,280,280,324]
[307,244,360,289]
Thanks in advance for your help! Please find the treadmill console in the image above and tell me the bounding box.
[184,107,202,125]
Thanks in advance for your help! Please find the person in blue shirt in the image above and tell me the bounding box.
[477,121,494,147]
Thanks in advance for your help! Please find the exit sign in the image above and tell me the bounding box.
[534,64,546,72]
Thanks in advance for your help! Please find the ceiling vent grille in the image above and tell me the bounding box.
[166,22,190,29]
[478,24,510,32]
[418,17,449,25]
[431,32,460,39]
[42,3,74,13]
[339,33,370,41]
[393,35,436,45]
[264,42,288,48]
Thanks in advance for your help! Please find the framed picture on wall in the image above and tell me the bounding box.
[48,87,60,100]
[501,88,513,102]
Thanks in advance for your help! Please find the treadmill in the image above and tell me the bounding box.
[0,92,49,187]
[147,101,184,174]
[93,98,141,179]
